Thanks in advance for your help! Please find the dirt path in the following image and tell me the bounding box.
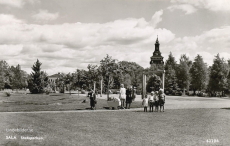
[0,95,229,114]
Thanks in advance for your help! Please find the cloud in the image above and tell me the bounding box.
[167,4,197,14]
[0,0,39,8]
[149,10,163,28]
[162,26,230,66]
[0,11,176,75]
[0,14,24,25]
[32,9,59,22]
[170,0,230,12]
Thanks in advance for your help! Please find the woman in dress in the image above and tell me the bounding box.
[119,84,126,109]
[89,89,96,110]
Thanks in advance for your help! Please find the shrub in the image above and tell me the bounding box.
[44,86,52,95]
[81,90,86,94]
[5,92,11,97]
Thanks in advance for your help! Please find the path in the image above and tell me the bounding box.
[1,95,229,114]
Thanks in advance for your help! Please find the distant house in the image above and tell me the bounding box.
[48,74,59,83]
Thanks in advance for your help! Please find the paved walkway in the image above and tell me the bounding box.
[1,94,229,114]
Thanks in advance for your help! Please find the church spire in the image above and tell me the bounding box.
[155,35,159,44]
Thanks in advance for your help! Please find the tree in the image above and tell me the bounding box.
[118,61,144,89]
[10,65,28,90]
[99,54,119,98]
[208,54,229,96]
[176,54,192,95]
[0,60,10,89]
[27,59,48,94]
[164,52,178,94]
[86,64,99,89]
[190,55,209,94]
[146,74,162,92]
[165,52,177,70]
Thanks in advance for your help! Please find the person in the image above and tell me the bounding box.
[89,89,97,110]
[142,94,148,112]
[126,85,132,109]
[158,89,165,112]
[132,87,136,101]
[154,91,159,112]
[119,84,126,109]
[149,91,154,112]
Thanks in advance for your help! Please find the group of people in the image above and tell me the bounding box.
[142,89,165,112]
[119,84,136,109]
[88,84,165,111]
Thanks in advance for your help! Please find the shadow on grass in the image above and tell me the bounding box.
[221,107,230,110]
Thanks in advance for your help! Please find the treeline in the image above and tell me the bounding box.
[164,52,230,96]
[1,53,230,96]
[0,60,28,90]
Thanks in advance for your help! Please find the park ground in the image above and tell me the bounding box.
[0,92,230,146]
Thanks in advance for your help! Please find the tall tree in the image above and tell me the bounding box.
[208,54,229,96]
[0,60,10,89]
[176,54,192,95]
[86,64,99,89]
[99,54,119,98]
[164,52,178,94]
[27,59,47,94]
[190,55,209,94]
[10,64,28,90]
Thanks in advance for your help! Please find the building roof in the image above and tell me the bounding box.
[48,73,59,78]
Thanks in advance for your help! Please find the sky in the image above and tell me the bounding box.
[0,0,230,75]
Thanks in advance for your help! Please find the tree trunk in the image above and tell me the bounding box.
[107,76,110,100]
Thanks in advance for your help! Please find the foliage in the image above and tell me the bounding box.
[0,60,10,89]
[86,64,99,89]
[27,59,48,94]
[5,92,11,97]
[190,55,209,93]
[118,61,144,89]
[208,54,229,94]
[164,52,178,94]
[146,74,162,92]
[176,54,192,91]
[99,54,119,96]
[10,65,28,89]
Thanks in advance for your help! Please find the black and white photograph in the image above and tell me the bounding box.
[0,0,230,145]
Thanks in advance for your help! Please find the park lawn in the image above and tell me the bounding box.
[0,93,142,112]
[0,108,230,146]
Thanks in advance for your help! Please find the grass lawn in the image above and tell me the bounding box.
[1,108,230,146]
[0,93,142,112]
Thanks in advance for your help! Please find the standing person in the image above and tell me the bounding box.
[154,91,159,112]
[142,94,148,112]
[89,89,96,110]
[126,85,132,109]
[132,87,136,101]
[149,91,154,112]
[159,89,165,112]
[119,84,126,109]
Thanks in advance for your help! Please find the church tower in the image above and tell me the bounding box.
[150,36,164,66]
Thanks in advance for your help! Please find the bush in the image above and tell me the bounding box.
[5,92,11,97]
[81,90,86,94]
[44,86,52,95]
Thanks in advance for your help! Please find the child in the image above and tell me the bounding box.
[142,94,148,112]
[149,92,154,112]
[154,91,159,112]
[158,89,165,112]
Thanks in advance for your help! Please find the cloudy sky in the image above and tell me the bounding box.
[0,0,230,75]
